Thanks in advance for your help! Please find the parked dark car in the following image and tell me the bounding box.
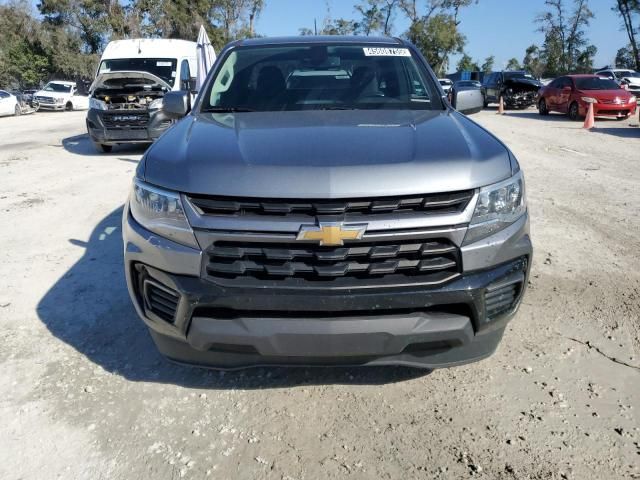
[483,71,542,109]
[537,74,637,120]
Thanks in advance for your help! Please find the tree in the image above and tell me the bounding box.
[616,45,637,68]
[614,0,640,70]
[536,0,595,73]
[355,0,384,35]
[522,45,545,78]
[505,57,522,70]
[481,55,494,73]
[380,0,400,35]
[575,44,597,72]
[457,53,478,71]
[409,13,465,75]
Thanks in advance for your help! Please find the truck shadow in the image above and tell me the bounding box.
[62,133,149,157]
[36,206,429,389]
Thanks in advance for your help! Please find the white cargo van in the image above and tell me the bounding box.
[87,38,197,152]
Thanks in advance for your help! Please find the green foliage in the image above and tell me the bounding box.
[355,0,384,35]
[456,53,479,72]
[480,55,494,74]
[615,46,637,68]
[522,45,545,78]
[505,57,521,70]
[536,0,596,75]
[409,14,465,75]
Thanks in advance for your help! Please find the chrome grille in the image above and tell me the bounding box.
[205,238,461,285]
[189,190,474,217]
[102,112,149,129]
[35,95,55,104]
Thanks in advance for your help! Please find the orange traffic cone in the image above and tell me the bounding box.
[583,102,595,130]
[497,96,505,115]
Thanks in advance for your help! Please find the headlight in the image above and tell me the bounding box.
[89,98,108,110]
[581,96,598,104]
[148,98,163,110]
[56,97,65,104]
[129,179,199,249]
[629,96,637,103]
[463,171,527,245]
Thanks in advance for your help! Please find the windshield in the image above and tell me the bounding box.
[202,44,442,112]
[614,70,640,78]
[575,77,620,90]
[504,72,535,81]
[98,58,177,87]
[43,83,72,93]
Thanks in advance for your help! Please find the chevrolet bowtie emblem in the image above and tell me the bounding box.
[296,223,366,246]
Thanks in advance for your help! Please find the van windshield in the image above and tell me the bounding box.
[98,58,177,87]
[202,44,443,112]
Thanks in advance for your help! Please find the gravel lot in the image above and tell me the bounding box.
[0,108,639,480]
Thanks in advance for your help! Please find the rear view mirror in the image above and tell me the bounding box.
[453,89,483,115]
[163,91,191,119]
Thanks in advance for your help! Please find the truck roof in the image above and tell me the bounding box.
[101,38,197,61]
[47,80,76,86]
[230,35,403,47]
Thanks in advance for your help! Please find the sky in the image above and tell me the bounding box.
[255,0,628,73]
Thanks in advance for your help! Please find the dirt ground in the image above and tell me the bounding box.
[0,108,639,480]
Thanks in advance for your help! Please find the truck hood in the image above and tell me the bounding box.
[621,76,640,85]
[90,71,172,93]
[142,109,513,198]
[34,89,72,98]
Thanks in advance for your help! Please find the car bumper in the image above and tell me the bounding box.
[38,103,66,110]
[86,108,174,145]
[580,102,637,117]
[123,207,532,370]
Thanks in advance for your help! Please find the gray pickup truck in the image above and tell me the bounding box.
[124,36,532,370]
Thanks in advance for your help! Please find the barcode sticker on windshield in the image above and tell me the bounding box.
[363,47,411,57]
[156,61,172,66]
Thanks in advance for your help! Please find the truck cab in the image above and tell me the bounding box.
[86,38,197,153]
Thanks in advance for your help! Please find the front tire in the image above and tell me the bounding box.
[568,102,580,121]
[65,102,73,111]
[538,98,549,115]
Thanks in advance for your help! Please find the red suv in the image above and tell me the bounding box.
[537,74,637,120]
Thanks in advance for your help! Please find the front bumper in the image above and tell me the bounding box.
[123,208,532,370]
[86,108,173,145]
[38,103,66,110]
[580,102,637,118]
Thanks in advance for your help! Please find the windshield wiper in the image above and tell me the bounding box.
[202,107,256,113]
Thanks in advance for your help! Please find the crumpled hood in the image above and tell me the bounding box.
[504,77,543,90]
[142,109,513,198]
[89,71,172,92]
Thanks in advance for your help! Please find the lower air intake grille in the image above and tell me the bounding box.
[485,281,521,319]
[143,280,180,323]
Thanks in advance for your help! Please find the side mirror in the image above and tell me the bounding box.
[162,91,191,119]
[189,77,197,92]
[453,88,484,115]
